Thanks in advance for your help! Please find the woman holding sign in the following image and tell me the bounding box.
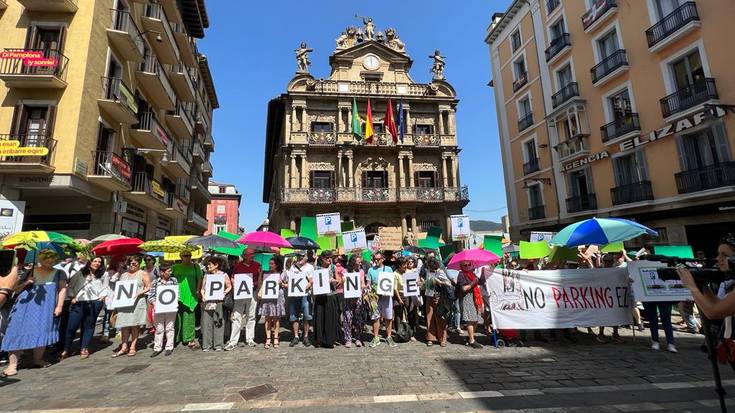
[423,257,451,347]
[339,255,367,348]
[112,256,151,358]
[457,261,484,349]
[200,257,232,352]
[61,257,108,360]
[258,256,286,349]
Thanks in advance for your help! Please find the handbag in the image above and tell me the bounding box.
[223,289,234,310]
[393,304,414,343]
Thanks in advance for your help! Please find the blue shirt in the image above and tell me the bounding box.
[367,265,393,285]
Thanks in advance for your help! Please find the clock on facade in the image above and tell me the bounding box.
[362,54,380,71]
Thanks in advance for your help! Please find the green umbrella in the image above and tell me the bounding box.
[212,230,245,256]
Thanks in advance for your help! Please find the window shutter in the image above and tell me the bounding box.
[9,104,24,136]
[58,26,67,52]
[24,26,38,49]
[636,150,649,181]
[675,135,691,171]
[712,122,731,162]
[45,105,57,140]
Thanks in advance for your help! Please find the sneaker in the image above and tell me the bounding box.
[387,337,397,347]
[224,344,236,352]
[150,350,163,358]
[667,344,678,353]
[289,337,299,347]
[214,347,223,352]
[369,337,381,348]
[637,324,645,332]
[202,348,212,352]
[651,341,660,351]
[247,341,257,347]
[302,338,312,347]
[355,340,363,348]
[469,341,483,349]
[164,350,173,356]
[344,341,352,348]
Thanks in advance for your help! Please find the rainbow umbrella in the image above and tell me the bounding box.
[2,231,77,249]
[549,217,657,248]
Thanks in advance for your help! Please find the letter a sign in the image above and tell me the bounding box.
[233,273,254,300]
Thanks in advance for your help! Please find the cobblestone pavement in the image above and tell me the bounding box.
[1,326,733,413]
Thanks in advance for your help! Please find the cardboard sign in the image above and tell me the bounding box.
[342,229,367,251]
[233,273,254,300]
[316,213,341,235]
[311,269,331,296]
[261,273,280,300]
[111,279,138,309]
[203,273,226,301]
[402,271,420,297]
[377,272,394,296]
[378,226,403,251]
[288,271,309,297]
[628,261,692,302]
[450,215,470,240]
[154,285,179,314]
[344,272,362,299]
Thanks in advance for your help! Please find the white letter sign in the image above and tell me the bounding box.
[288,271,308,297]
[342,229,367,252]
[261,273,280,300]
[402,271,420,297]
[204,273,226,301]
[344,272,361,299]
[450,215,470,241]
[233,273,254,300]
[377,272,394,296]
[155,285,179,314]
[111,279,138,309]
[311,269,331,296]
[316,212,341,235]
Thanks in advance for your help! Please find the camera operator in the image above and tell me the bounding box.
[677,239,735,319]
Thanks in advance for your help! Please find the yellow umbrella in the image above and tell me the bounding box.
[163,235,203,261]
[140,239,198,259]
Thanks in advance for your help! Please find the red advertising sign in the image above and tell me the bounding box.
[174,198,187,214]
[111,153,132,181]
[155,125,170,146]
[0,50,43,60]
[23,57,58,68]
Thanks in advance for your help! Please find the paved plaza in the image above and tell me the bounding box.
[1,326,733,413]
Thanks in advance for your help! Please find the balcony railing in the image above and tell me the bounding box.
[131,171,153,195]
[660,78,717,118]
[414,134,441,147]
[646,2,700,49]
[528,205,546,220]
[601,113,640,143]
[566,194,597,213]
[176,180,190,203]
[0,48,69,82]
[582,0,617,31]
[512,71,528,92]
[0,132,56,167]
[675,162,735,194]
[308,132,336,145]
[101,76,137,111]
[360,187,393,202]
[546,0,560,14]
[283,186,469,204]
[545,33,571,62]
[312,80,435,96]
[140,53,176,104]
[611,181,653,205]
[92,150,132,184]
[591,49,628,84]
[523,158,540,175]
[110,9,144,57]
[518,112,534,132]
[552,82,579,108]
[308,188,336,203]
[555,135,589,160]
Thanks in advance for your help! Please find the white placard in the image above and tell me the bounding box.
[530,231,556,243]
[203,273,226,301]
[344,272,361,299]
[0,199,25,239]
[233,273,254,300]
[288,271,309,297]
[627,260,693,302]
[111,279,138,309]
[261,273,280,300]
[402,271,420,297]
[311,269,331,296]
[450,215,470,240]
[377,272,394,296]
[342,229,367,251]
[316,213,341,235]
[154,285,179,314]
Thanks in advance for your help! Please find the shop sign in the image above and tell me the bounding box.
[151,180,165,198]
[0,50,43,60]
[174,198,187,214]
[562,151,609,172]
[0,139,48,156]
[119,82,139,114]
[111,153,132,181]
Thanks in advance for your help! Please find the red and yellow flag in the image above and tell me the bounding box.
[365,98,375,143]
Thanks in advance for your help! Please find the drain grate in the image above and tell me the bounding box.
[117,364,149,374]
[239,384,277,401]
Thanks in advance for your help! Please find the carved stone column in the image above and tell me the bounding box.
[401,215,408,238]
[336,107,343,133]
[448,109,456,135]
[301,107,308,132]
[441,155,448,187]
[438,110,445,135]
[291,106,298,135]
[398,154,405,187]
[451,155,458,187]
[290,154,297,189]
[283,161,289,188]
[407,155,414,187]
[347,152,354,187]
[411,216,418,233]
[300,154,308,188]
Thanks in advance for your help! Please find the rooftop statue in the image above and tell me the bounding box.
[385,28,405,53]
[430,49,446,80]
[357,15,375,40]
[295,42,313,73]
[336,26,359,50]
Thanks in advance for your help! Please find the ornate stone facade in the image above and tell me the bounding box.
[263,19,469,241]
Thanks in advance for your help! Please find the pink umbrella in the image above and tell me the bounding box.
[447,248,500,270]
[236,231,292,249]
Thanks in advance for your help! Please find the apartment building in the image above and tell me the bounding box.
[486,0,735,255]
[0,0,218,239]
[206,180,241,235]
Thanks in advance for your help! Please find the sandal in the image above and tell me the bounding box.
[273,338,279,349]
[58,351,69,361]
[80,349,89,360]
[427,341,434,347]
[187,341,201,350]
[127,350,137,357]
[112,349,129,358]
[264,340,271,350]
[2,369,17,377]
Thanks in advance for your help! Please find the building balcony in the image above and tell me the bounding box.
[98,77,138,124]
[136,54,175,111]
[192,139,205,161]
[545,33,571,63]
[187,209,209,230]
[581,0,617,32]
[163,192,187,219]
[203,132,215,150]
[566,193,597,213]
[142,3,179,65]
[361,133,395,147]
[660,78,717,119]
[195,111,210,135]
[528,205,546,220]
[646,1,700,52]
[163,146,191,178]
[282,186,468,204]
[107,9,144,63]
[555,134,589,162]
[128,172,168,210]
[18,0,77,13]
[0,49,69,89]
[518,112,534,132]
[189,174,211,201]
[170,22,198,67]
[312,79,439,97]
[87,150,132,192]
[398,187,445,202]
[546,0,560,15]
[308,132,337,146]
[675,162,735,194]
[552,82,579,109]
[414,134,441,147]
[523,158,540,175]
[590,49,628,86]
[166,100,194,139]
[176,178,190,203]
[512,71,528,92]
[169,63,196,102]
[201,160,212,175]
[611,181,653,205]
[131,111,170,151]
[601,113,640,144]
[0,132,56,174]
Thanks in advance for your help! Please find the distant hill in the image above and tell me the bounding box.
[470,220,504,231]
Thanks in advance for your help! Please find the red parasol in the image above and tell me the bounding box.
[91,237,143,256]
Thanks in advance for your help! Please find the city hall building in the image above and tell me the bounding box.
[486,0,735,255]
[263,20,469,240]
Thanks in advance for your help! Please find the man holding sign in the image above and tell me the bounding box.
[287,252,314,347]
[366,252,396,348]
[227,249,262,349]
[148,264,178,357]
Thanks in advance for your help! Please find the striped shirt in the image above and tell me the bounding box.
[148,277,178,304]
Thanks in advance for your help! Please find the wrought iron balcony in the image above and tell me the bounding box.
[582,0,617,31]
[660,78,717,118]
[546,0,560,14]
[552,82,579,108]
[518,112,534,132]
[188,210,208,229]
[512,71,528,92]
[107,9,144,62]
[611,181,653,205]
[591,49,628,84]
[555,134,589,161]
[545,33,571,62]
[646,2,700,49]
[360,187,393,202]
[0,49,69,88]
[566,194,597,213]
[99,76,138,124]
[675,162,735,194]
[417,187,444,201]
[308,188,336,203]
[308,132,336,145]
[0,132,56,172]
[523,158,540,175]
[528,205,546,220]
[89,150,132,184]
[601,113,640,143]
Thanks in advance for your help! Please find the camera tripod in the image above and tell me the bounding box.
[698,282,728,413]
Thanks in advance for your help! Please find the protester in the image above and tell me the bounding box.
[148,263,177,357]
[367,252,396,348]
[53,255,85,356]
[226,248,261,350]
[112,256,151,358]
[423,257,451,347]
[457,261,484,348]
[200,256,232,352]
[286,251,314,347]
[61,256,108,360]
[257,256,285,349]
[339,254,367,347]
[101,257,122,341]
[678,237,735,320]
[393,256,418,342]
[172,252,203,349]
[642,301,677,352]
[312,251,339,348]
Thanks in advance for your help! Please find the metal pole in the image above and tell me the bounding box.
[700,312,727,413]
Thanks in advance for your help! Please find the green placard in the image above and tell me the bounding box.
[280,228,297,255]
[519,240,551,259]
[316,235,336,252]
[654,245,694,259]
[427,226,443,240]
[601,242,624,253]
[548,246,579,263]
[254,253,274,271]
[341,221,354,232]
[299,217,318,241]
[483,235,503,256]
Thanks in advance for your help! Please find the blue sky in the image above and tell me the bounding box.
[198,1,512,231]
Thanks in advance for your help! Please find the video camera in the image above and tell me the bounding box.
[644,255,735,285]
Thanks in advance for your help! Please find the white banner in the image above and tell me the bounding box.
[342,229,367,251]
[377,272,394,296]
[402,271,420,297]
[311,269,331,296]
[627,261,692,302]
[154,285,179,314]
[111,279,138,309]
[233,273,254,300]
[203,273,226,301]
[316,213,341,235]
[344,272,361,299]
[288,271,309,297]
[488,268,632,329]
[450,215,470,240]
[261,273,280,300]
